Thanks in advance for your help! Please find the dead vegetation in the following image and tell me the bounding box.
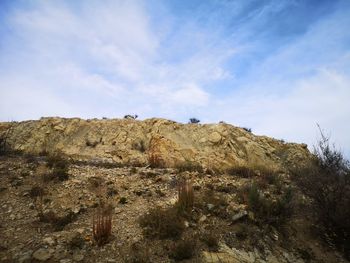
[92,203,113,246]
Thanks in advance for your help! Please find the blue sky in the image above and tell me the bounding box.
[0,0,349,155]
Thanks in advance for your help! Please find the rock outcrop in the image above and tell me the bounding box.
[0,117,310,170]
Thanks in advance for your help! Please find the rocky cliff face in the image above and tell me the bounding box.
[0,117,310,170]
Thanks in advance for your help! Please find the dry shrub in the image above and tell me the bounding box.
[227,165,255,178]
[227,163,279,180]
[39,210,77,231]
[93,203,113,246]
[148,152,165,168]
[132,140,146,153]
[243,182,294,227]
[0,126,15,155]
[139,206,185,239]
[201,231,219,251]
[29,185,45,215]
[177,178,194,213]
[196,190,229,219]
[125,242,151,263]
[176,161,203,173]
[46,152,69,181]
[291,127,350,259]
[169,235,198,261]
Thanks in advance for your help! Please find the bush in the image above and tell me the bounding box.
[93,204,113,246]
[39,210,77,231]
[201,231,219,251]
[244,183,294,227]
[29,185,45,215]
[132,140,146,152]
[227,165,255,178]
[124,114,138,120]
[0,126,16,155]
[125,242,151,263]
[176,178,194,213]
[242,127,252,133]
[139,206,185,239]
[148,152,165,168]
[169,236,197,261]
[176,161,203,173]
[292,127,350,259]
[188,118,200,124]
[46,153,69,181]
[196,190,229,219]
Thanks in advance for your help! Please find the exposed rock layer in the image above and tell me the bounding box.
[0,117,310,169]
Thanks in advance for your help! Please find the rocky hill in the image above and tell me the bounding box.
[0,117,310,170]
[1,117,348,263]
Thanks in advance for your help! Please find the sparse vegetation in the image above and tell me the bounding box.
[132,140,146,152]
[45,152,69,181]
[125,242,151,263]
[93,203,113,246]
[169,235,197,261]
[39,210,77,231]
[139,206,185,239]
[227,165,255,178]
[201,231,219,251]
[175,161,203,173]
[188,118,200,124]
[176,178,194,213]
[148,152,165,168]
[242,127,252,133]
[29,185,45,216]
[292,126,350,259]
[243,182,294,227]
[124,114,138,120]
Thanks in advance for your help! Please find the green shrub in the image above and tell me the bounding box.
[139,206,185,239]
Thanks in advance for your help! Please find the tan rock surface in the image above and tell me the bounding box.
[0,117,311,169]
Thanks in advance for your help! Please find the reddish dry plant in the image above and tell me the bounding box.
[148,152,165,168]
[92,204,113,246]
[177,178,194,211]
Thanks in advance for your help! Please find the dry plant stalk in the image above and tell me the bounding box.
[92,204,113,246]
[177,178,194,211]
[148,152,164,168]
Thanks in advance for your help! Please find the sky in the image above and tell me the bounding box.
[0,0,349,156]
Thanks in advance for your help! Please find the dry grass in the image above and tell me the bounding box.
[92,203,113,246]
[177,178,194,213]
[139,206,185,239]
[148,152,165,168]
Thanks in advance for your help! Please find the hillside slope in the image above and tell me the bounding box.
[0,117,310,170]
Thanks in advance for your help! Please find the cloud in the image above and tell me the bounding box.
[0,0,349,156]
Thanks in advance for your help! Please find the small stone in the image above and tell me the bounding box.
[17,251,32,263]
[207,204,215,210]
[32,248,52,261]
[199,215,207,223]
[72,252,84,262]
[184,221,190,228]
[231,210,248,222]
[43,237,55,246]
[72,207,80,214]
[209,132,222,143]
